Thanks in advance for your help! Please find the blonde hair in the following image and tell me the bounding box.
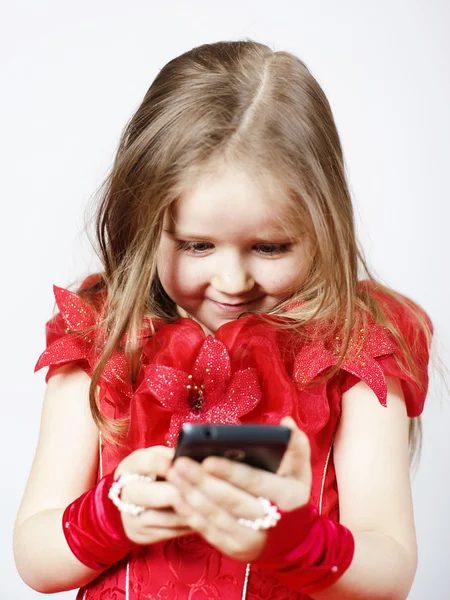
[79,40,430,459]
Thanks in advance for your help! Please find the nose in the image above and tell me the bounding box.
[211,253,255,296]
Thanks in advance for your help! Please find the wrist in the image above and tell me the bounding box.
[63,472,137,571]
[256,502,320,566]
[254,501,354,595]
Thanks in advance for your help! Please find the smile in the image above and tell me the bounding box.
[208,298,263,312]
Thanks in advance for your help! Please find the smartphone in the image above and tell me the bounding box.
[174,423,291,473]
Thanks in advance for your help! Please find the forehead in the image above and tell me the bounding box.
[171,164,297,238]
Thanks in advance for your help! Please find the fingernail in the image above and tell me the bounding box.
[203,457,221,472]
[281,416,296,428]
[175,457,197,474]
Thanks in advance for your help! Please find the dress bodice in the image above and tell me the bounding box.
[35,280,430,599]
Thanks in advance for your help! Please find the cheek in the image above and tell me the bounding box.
[156,246,181,298]
[257,258,309,295]
[157,251,208,298]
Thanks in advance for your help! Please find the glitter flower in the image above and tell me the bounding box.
[293,324,397,405]
[141,336,262,445]
[35,285,133,397]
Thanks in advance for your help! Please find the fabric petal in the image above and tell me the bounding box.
[142,365,190,411]
[361,324,397,358]
[53,285,97,330]
[340,357,389,406]
[293,342,337,387]
[35,283,138,398]
[35,335,91,375]
[338,286,432,415]
[341,354,429,417]
[192,337,231,398]
[35,283,103,378]
[225,368,261,418]
[101,351,134,398]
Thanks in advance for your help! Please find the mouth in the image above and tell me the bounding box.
[208,298,263,312]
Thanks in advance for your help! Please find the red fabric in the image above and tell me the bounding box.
[62,472,137,571]
[255,503,354,595]
[293,287,431,417]
[35,283,158,397]
[342,285,432,416]
[34,279,431,599]
[137,324,262,446]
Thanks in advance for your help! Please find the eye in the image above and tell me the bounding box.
[175,240,214,254]
[254,243,292,255]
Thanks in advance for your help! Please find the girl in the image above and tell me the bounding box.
[14,40,431,599]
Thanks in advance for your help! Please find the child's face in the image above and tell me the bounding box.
[156,164,311,334]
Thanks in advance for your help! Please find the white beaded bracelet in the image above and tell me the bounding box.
[108,473,155,516]
[237,497,281,531]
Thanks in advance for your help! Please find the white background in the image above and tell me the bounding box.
[1,1,449,598]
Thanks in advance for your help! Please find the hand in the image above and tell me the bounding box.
[114,446,191,545]
[166,417,312,562]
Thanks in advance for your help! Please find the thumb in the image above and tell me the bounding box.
[277,417,312,484]
[115,446,175,479]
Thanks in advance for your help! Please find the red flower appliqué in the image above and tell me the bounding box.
[35,286,133,397]
[142,336,262,445]
[293,324,397,405]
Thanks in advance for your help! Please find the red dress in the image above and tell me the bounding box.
[35,282,430,600]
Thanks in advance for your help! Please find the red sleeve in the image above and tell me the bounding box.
[35,275,105,381]
[35,276,134,398]
[293,288,432,417]
[340,290,432,416]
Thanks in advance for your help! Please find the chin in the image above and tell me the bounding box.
[199,315,238,335]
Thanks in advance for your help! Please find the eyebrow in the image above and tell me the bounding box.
[163,228,296,242]
[164,229,211,241]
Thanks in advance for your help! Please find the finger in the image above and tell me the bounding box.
[115,446,174,479]
[162,527,192,538]
[200,455,287,499]
[168,458,263,519]
[137,508,190,529]
[121,480,181,510]
[277,417,311,480]
[173,483,241,533]
[172,488,265,562]
[190,522,264,563]
[133,527,192,545]
[200,454,309,510]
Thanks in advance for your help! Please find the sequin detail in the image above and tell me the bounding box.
[35,286,133,397]
[142,336,262,445]
[293,324,397,405]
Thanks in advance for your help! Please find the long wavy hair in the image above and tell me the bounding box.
[78,40,430,462]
